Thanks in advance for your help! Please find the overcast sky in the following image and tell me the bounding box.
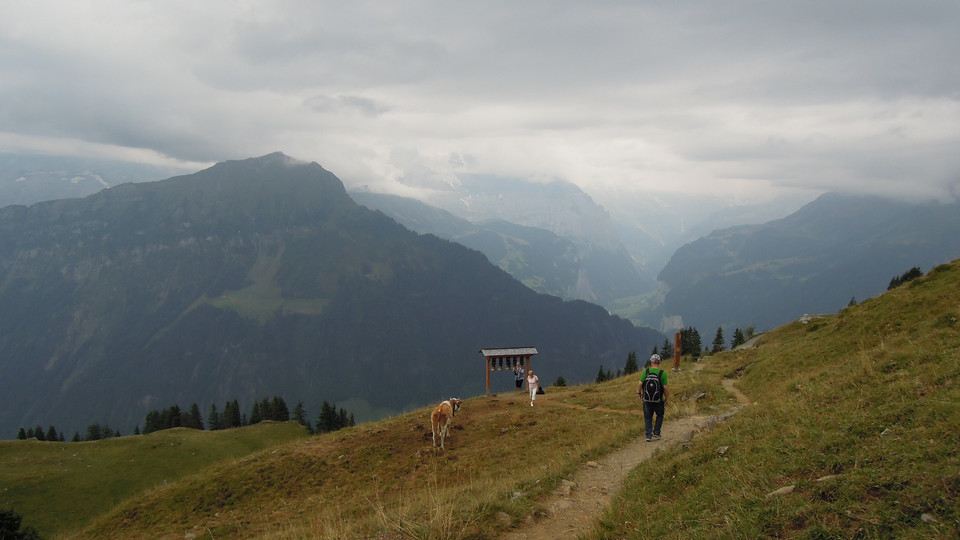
[2,1,959,203]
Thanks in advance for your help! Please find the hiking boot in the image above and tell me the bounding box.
[645,437,651,442]
[652,434,662,440]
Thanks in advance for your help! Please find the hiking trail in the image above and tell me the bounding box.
[498,368,751,539]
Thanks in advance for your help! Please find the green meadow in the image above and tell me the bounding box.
[3,261,958,539]
[1,423,309,537]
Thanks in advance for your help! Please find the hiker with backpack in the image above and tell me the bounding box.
[637,354,669,442]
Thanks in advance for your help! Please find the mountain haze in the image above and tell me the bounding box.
[0,152,193,207]
[372,175,656,307]
[350,191,644,306]
[656,192,960,332]
[0,153,661,438]
[594,189,815,275]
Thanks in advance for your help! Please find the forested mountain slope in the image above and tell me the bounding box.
[657,192,960,332]
[0,153,661,437]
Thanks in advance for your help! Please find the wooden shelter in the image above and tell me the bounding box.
[479,347,538,394]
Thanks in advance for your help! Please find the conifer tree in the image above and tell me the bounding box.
[143,410,162,434]
[693,328,703,358]
[661,338,674,361]
[317,401,335,433]
[0,508,41,539]
[155,405,182,430]
[219,402,230,429]
[596,365,608,383]
[272,396,290,421]
[258,397,272,420]
[224,400,242,428]
[249,401,263,425]
[711,327,726,354]
[316,401,354,433]
[731,328,746,349]
[207,404,222,431]
[888,266,923,290]
[624,351,639,375]
[17,427,26,440]
[679,327,703,359]
[292,401,312,432]
[45,426,58,442]
[187,403,204,430]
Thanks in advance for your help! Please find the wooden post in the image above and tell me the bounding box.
[674,332,681,369]
[486,357,491,394]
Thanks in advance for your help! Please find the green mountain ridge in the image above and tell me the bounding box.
[657,192,960,332]
[0,153,661,438]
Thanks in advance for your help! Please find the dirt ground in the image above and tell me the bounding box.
[498,374,752,540]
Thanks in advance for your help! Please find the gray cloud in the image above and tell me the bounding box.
[1,0,958,202]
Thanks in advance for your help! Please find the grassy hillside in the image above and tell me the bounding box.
[9,363,730,539]
[596,261,960,538]
[0,422,310,538]
[4,259,958,539]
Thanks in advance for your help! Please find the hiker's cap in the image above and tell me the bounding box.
[650,354,662,364]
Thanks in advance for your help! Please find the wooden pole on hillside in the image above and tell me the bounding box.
[486,357,491,394]
[674,332,681,370]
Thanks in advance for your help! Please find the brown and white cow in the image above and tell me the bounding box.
[430,398,462,450]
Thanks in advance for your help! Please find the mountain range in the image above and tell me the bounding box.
[1,152,814,324]
[0,152,191,207]
[5,150,959,405]
[0,153,661,437]
[351,186,960,336]
[656,192,960,332]
[350,190,653,308]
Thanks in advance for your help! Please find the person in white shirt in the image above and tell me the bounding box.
[527,370,540,406]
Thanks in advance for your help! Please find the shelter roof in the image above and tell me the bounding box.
[479,347,538,357]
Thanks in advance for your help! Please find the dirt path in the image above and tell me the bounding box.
[498,377,750,540]
[723,378,753,405]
